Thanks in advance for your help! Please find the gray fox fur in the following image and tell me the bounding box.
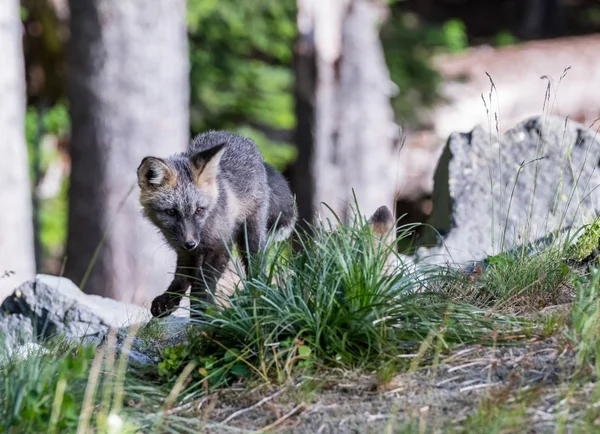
[137,130,297,317]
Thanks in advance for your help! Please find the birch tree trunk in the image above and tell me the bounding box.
[0,1,36,299]
[66,0,189,302]
[292,0,400,227]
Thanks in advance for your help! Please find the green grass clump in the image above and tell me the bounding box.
[460,245,570,311]
[0,332,225,433]
[0,341,97,433]
[180,209,514,386]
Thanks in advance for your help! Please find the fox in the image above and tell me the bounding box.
[137,130,297,318]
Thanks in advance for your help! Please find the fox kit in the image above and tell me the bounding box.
[137,131,296,317]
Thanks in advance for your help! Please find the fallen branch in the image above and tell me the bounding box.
[222,388,286,424]
[256,403,306,433]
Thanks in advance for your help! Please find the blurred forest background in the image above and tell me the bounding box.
[3,0,600,303]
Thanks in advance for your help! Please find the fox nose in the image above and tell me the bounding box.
[184,241,197,250]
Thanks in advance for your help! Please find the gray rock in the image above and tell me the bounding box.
[114,333,158,367]
[418,116,600,264]
[0,314,34,352]
[11,343,49,359]
[111,315,191,367]
[0,274,151,349]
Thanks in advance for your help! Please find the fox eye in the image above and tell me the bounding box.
[165,208,177,216]
[195,207,206,216]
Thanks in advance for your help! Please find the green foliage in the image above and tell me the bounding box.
[441,19,468,53]
[568,219,600,262]
[157,340,252,389]
[381,13,442,125]
[39,178,68,260]
[157,344,191,378]
[186,0,297,170]
[584,6,600,27]
[0,342,95,433]
[20,6,29,21]
[494,30,519,47]
[234,125,297,171]
[0,335,223,433]
[483,251,516,269]
[24,103,69,181]
[25,103,70,266]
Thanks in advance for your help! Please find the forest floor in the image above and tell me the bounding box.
[145,300,589,434]
[2,218,600,434]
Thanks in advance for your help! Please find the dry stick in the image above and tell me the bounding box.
[256,403,307,433]
[144,393,216,419]
[222,388,286,424]
[146,401,194,418]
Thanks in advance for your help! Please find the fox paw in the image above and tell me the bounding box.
[151,293,180,318]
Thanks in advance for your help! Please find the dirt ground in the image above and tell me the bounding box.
[169,334,584,434]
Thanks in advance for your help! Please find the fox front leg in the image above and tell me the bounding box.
[150,256,195,318]
[188,248,229,318]
[151,277,188,318]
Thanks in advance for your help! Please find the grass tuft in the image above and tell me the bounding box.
[184,209,518,384]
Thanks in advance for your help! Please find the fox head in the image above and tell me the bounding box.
[137,144,226,252]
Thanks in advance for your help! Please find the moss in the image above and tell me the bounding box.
[568,219,600,262]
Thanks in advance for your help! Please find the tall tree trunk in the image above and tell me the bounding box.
[0,0,36,299]
[66,0,189,302]
[521,0,562,39]
[292,0,400,227]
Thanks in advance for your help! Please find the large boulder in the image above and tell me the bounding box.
[0,274,151,350]
[418,116,600,264]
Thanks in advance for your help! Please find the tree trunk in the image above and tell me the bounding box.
[66,0,189,302]
[521,0,562,40]
[292,0,400,227]
[0,0,36,299]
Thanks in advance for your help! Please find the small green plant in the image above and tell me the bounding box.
[156,337,253,391]
[158,344,191,378]
[483,251,516,269]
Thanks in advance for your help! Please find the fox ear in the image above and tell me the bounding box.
[137,157,176,189]
[189,143,226,187]
[368,205,394,239]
